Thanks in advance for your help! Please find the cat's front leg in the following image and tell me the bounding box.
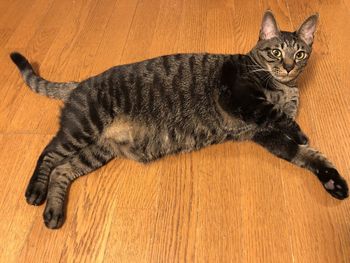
[253,129,348,199]
[238,98,309,145]
[221,81,308,145]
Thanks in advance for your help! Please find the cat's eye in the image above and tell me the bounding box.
[295,51,307,60]
[271,49,282,59]
[271,49,282,58]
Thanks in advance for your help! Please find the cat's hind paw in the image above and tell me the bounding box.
[43,205,65,229]
[25,181,48,206]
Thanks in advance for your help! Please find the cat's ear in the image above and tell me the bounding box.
[297,14,319,46]
[259,10,280,40]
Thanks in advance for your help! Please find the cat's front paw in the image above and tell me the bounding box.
[43,204,65,229]
[287,123,309,145]
[317,167,349,200]
[285,129,308,145]
[25,181,48,206]
[295,130,309,145]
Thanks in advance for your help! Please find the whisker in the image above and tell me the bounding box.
[248,69,270,73]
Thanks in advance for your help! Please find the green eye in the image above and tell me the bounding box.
[271,49,282,58]
[295,51,306,60]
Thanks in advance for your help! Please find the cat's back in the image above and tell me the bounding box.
[83,53,227,88]
[74,53,228,121]
[104,53,227,88]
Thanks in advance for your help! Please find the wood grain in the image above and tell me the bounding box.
[0,0,349,262]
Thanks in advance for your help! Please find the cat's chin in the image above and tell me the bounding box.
[273,74,298,84]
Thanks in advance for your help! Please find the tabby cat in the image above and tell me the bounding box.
[10,11,348,229]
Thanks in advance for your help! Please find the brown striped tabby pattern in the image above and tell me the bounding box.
[10,11,348,229]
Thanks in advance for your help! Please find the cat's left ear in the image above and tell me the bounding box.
[297,14,319,46]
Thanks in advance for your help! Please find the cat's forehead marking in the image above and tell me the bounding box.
[280,32,299,48]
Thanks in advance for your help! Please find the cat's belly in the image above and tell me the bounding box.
[131,132,227,163]
[138,122,256,162]
[100,115,256,163]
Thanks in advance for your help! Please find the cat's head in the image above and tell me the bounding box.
[251,11,318,83]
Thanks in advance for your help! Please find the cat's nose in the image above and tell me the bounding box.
[283,63,294,73]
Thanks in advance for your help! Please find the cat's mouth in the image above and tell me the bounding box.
[265,66,298,84]
[271,71,299,84]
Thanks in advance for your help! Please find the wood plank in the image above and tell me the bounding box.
[0,135,51,262]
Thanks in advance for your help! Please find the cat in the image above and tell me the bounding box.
[10,11,348,229]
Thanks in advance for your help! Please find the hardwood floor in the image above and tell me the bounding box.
[1,0,349,262]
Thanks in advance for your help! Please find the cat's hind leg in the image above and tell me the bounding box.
[43,140,117,229]
[26,89,110,205]
[25,132,85,206]
[26,151,57,206]
[253,129,348,199]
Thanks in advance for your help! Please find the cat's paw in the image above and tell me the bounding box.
[43,204,65,229]
[280,121,309,146]
[317,167,349,200]
[25,181,48,206]
[287,123,309,145]
[295,130,309,145]
[285,129,308,145]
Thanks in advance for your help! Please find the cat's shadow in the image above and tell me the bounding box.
[32,62,40,75]
[298,56,318,90]
[300,170,344,207]
[299,52,324,92]
[244,142,343,207]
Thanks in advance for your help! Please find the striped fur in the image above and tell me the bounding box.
[11,11,348,229]
[10,52,78,100]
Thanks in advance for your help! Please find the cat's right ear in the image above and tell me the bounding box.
[259,10,280,40]
[297,14,319,46]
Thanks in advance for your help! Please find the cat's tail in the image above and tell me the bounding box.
[10,52,79,101]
